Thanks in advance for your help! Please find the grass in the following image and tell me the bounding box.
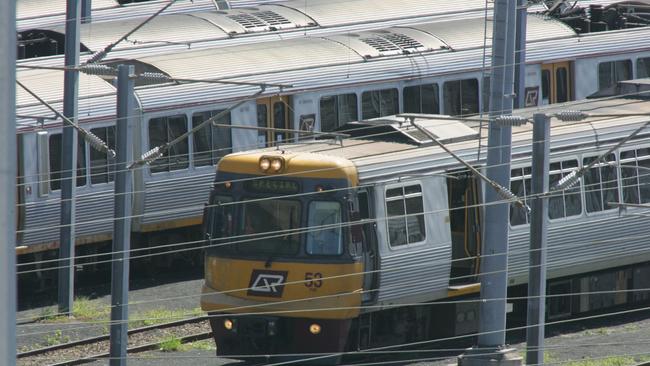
[182,339,216,351]
[39,297,110,323]
[129,307,204,328]
[159,336,183,352]
[44,330,70,346]
[564,356,638,366]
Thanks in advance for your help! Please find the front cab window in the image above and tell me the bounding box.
[306,201,343,255]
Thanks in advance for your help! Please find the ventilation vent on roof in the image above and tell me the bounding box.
[253,11,291,26]
[228,13,266,29]
[360,32,426,55]
[360,36,400,52]
[383,33,424,49]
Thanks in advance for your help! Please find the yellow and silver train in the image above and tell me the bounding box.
[201,94,650,361]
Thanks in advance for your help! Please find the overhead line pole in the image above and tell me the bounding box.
[461,0,521,365]
[514,0,527,109]
[110,65,135,366]
[0,0,17,364]
[526,113,551,365]
[58,0,81,316]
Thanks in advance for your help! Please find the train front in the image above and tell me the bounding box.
[200,151,364,360]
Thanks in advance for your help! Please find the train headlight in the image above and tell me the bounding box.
[270,158,283,172]
[224,318,235,331]
[259,158,271,171]
[309,323,321,335]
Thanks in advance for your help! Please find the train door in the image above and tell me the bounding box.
[541,62,572,105]
[447,170,482,285]
[256,96,291,147]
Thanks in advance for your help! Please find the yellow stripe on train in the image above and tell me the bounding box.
[201,257,364,319]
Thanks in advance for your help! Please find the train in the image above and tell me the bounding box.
[199,91,650,361]
[14,1,650,283]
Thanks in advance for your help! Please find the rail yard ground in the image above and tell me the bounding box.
[17,273,650,366]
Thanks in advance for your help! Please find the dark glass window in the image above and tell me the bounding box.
[556,67,569,103]
[541,69,550,104]
[273,101,286,142]
[443,78,479,116]
[237,199,301,255]
[638,57,650,79]
[361,88,399,119]
[257,104,268,146]
[320,93,358,132]
[403,84,439,114]
[148,115,189,173]
[598,60,632,90]
[510,167,532,226]
[89,126,116,184]
[548,160,582,219]
[49,133,87,190]
[385,184,425,247]
[192,110,232,167]
[583,154,618,213]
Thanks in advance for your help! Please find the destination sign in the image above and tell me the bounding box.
[244,179,300,194]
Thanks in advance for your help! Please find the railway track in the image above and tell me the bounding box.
[17,316,212,366]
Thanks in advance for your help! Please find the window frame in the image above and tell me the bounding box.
[361,88,399,120]
[147,114,190,174]
[48,131,88,191]
[548,158,583,221]
[442,78,479,117]
[598,59,632,90]
[319,93,358,132]
[384,183,427,249]
[191,109,232,168]
[88,125,116,186]
[509,166,532,227]
[582,153,619,215]
[403,83,440,115]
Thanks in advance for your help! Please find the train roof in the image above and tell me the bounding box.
[17,0,225,31]
[223,96,650,183]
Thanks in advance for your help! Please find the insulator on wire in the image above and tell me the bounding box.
[83,130,114,157]
[494,115,529,127]
[84,49,108,65]
[139,72,172,84]
[555,110,589,122]
[554,170,581,191]
[79,64,118,77]
[140,146,164,165]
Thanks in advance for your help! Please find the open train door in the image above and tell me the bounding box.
[447,169,482,286]
[541,61,572,105]
[256,96,291,147]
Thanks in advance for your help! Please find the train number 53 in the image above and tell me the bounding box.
[304,272,323,288]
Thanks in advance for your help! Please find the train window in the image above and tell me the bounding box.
[192,110,232,167]
[583,154,618,213]
[48,133,87,190]
[89,126,116,184]
[273,102,286,142]
[148,115,189,173]
[306,201,343,255]
[238,199,301,255]
[638,58,650,78]
[443,78,479,116]
[403,84,439,114]
[320,93,358,132]
[541,69,550,105]
[257,104,267,147]
[620,148,650,204]
[556,67,569,103]
[510,167,532,226]
[548,159,582,219]
[385,184,425,247]
[598,60,632,90]
[361,88,398,119]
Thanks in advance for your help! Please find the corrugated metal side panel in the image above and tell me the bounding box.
[20,190,114,246]
[283,0,488,27]
[508,214,650,282]
[141,172,213,224]
[378,246,451,302]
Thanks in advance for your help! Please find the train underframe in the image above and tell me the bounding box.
[207,260,650,363]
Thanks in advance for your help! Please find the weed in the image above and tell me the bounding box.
[182,339,216,351]
[159,336,183,352]
[72,297,110,321]
[130,307,203,328]
[565,356,637,366]
[45,330,70,346]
